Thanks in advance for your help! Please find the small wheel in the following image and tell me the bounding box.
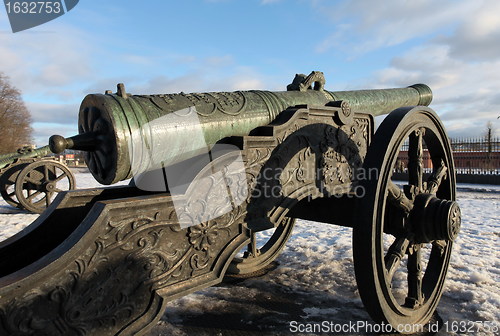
[227,217,295,276]
[0,162,29,208]
[353,107,460,331]
[15,160,76,213]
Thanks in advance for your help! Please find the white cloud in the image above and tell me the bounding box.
[29,63,270,145]
[84,58,272,95]
[0,25,94,99]
[31,123,78,147]
[120,55,154,67]
[124,69,267,94]
[0,24,96,147]
[230,78,264,90]
[3,0,497,146]
[367,43,500,137]
[26,102,79,125]
[206,55,234,67]
[312,0,500,137]
[439,1,500,61]
[315,0,480,55]
[21,102,80,147]
[0,27,94,149]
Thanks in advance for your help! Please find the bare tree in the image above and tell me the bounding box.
[484,121,496,168]
[485,121,495,139]
[0,73,33,154]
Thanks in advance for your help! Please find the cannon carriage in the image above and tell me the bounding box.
[0,145,75,213]
[0,72,460,335]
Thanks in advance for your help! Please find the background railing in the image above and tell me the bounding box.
[395,137,500,184]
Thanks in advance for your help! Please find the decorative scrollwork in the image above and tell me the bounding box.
[143,91,247,117]
[0,107,373,336]
[189,220,230,251]
[320,126,359,186]
[0,200,245,335]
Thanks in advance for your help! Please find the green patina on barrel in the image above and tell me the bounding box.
[53,75,432,185]
[327,84,432,117]
[0,145,52,170]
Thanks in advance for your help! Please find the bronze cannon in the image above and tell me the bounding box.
[0,71,460,335]
[0,145,75,213]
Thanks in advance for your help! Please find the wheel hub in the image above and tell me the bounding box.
[43,182,56,192]
[411,194,461,243]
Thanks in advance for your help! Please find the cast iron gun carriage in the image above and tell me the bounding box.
[0,72,460,335]
[0,145,75,213]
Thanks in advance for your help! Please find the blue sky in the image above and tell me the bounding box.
[1,0,499,145]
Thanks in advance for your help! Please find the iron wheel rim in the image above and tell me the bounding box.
[353,106,456,330]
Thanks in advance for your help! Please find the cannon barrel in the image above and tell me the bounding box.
[0,145,52,170]
[49,72,432,185]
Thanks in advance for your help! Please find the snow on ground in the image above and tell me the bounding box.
[0,169,129,242]
[0,171,498,335]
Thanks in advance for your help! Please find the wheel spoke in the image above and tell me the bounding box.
[405,247,424,308]
[385,237,410,281]
[427,160,447,194]
[45,192,53,206]
[353,108,456,326]
[43,165,49,180]
[246,232,258,258]
[388,182,413,214]
[408,128,425,192]
[14,160,75,213]
[27,190,42,201]
[48,165,57,180]
[94,152,105,178]
[54,173,68,183]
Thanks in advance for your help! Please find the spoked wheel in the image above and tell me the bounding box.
[0,162,29,208]
[353,106,461,332]
[227,217,295,277]
[15,160,76,213]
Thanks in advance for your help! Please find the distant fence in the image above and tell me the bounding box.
[394,137,500,185]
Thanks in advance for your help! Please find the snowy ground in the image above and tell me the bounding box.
[0,171,498,335]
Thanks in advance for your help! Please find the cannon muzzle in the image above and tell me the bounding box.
[50,72,432,185]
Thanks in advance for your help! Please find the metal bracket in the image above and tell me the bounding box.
[287,71,326,92]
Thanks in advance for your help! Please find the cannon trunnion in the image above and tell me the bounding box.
[0,72,459,335]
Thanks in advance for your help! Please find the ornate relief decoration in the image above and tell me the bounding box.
[0,107,372,336]
[138,91,247,117]
[0,159,249,335]
[245,108,371,230]
[319,122,366,188]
